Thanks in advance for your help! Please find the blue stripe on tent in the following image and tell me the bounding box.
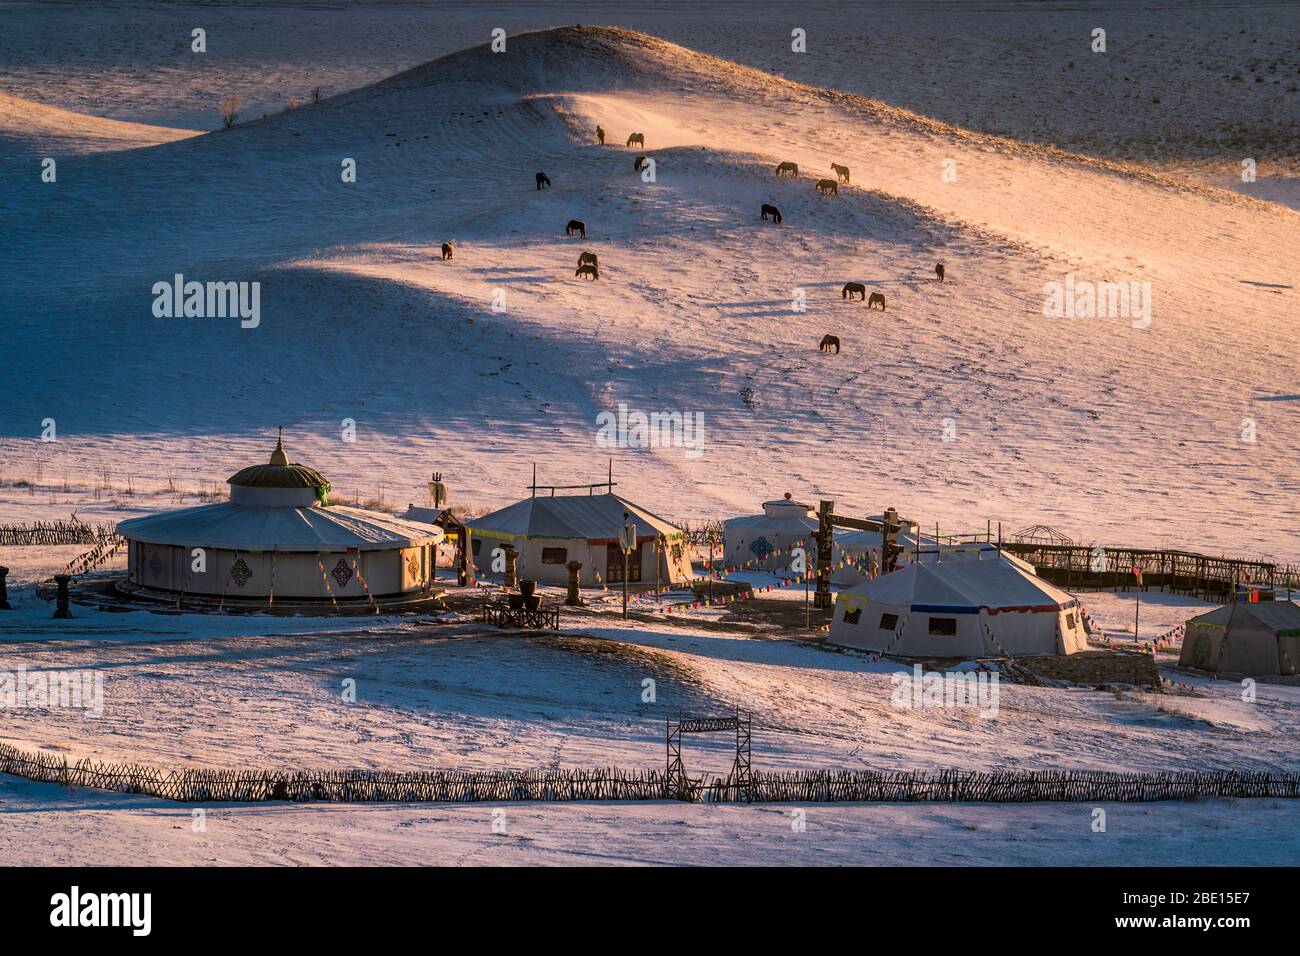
[910,604,981,614]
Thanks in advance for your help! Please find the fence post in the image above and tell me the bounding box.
[52,574,72,619]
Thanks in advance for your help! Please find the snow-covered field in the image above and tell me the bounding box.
[2,1,1297,866]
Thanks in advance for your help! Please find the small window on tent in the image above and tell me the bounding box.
[842,607,862,625]
[879,612,899,631]
[541,547,568,565]
[928,617,957,636]
[1065,612,1077,630]
[472,539,482,556]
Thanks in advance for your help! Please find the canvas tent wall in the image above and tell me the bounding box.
[468,492,691,587]
[829,553,1087,658]
[1179,601,1300,676]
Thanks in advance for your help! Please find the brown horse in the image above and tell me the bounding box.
[576,263,599,280]
[440,242,454,261]
[578,252,598,268]
[816,179,839,195]
[842,282,866,300]
[867,292,886,310]
[775,161,799,177]
[626,132,645,147]
[634,155,649,171]
[819,334,841,354]
[831,163,850,183]
[935,263,945,282]
[761,203,782,224]
[536,171,551,190]
[565,219,586,238]
[597,125,605,145]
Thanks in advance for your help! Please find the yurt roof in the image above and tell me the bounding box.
[117,502,443,551]
[468,492,682,542]
[228,433,330,490]
[841,554,1076,613]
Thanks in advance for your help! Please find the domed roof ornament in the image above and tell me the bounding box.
[269,426,289,466]
[228,429,331,496]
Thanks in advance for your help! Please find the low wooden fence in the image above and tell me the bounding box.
[2,743,1296,805]
[0,520,118,547]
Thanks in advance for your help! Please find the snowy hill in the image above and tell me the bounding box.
[3,25,1297,557]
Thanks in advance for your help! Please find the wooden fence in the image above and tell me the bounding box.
[0,520,118,547]
[2,743,1296,805]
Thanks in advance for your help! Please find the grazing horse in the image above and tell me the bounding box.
[760,204,782,224]
[935,263,945,282]
[535,171,551,190]
[634,155,649,171]
[576,264,599,280]
[815,178,839,195]
[842,282,866,300]
[832,163,850,183]
[819,334,841,354]
[867,292,886,310]
[565,219,587,238]
[597,125,605,145]
[626,132,644,147]
[775,161,799,177]
[578,251,598,268]
[440,242,454,261]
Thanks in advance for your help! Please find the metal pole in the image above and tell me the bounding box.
[804,546,810,630]
[1134,575,1141,643]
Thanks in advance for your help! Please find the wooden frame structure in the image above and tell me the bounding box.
[482,598,561,629]
[812,500,902,609]
[665,711,753,802]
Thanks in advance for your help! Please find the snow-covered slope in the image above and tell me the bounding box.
[0,91,197,155]
[3,26,1297,557]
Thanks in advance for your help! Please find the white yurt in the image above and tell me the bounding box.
[117,433,444,603]
[723,493,819,572]
[468,491,691,587]
[829,552,1087,658]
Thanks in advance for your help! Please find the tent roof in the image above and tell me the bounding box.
[468,492,682,541]
[839,553,1076,612]
[1189,601,1300,632]
[118,502,443,551]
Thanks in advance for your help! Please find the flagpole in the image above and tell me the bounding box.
[1133,566,1141,643]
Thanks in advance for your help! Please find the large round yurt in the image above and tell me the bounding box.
[828,552,1087,658]
[117,434,444,604]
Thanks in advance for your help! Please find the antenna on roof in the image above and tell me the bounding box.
[532,462,537,499]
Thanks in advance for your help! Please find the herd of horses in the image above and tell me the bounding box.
[436,129,948,349]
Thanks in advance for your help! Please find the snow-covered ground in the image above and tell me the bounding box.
[2,1,1297,866]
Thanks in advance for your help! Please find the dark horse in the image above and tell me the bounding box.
[578,252,598,268]
[761,204,782,224]
[868,292,886,310]
[819,334,841,354]
[634,155,650,171]
[775,161,799,177]
[536,172,551,190]
[935,263,945,282]
[440,243,454,261]
[626,132,645,147]
[565,219,586,238]
[842,282,866,300]
[576,264,599,280]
